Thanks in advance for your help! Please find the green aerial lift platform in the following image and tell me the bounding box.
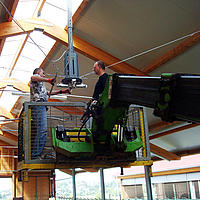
[51,73,200,168]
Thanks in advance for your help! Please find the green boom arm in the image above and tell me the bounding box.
[90,73,200,141]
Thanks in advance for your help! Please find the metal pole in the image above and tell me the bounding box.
[100,168,105,200]
[67,0,73,53]
[72,168,76,200]
[144,165,153,200]
[24,102,29,162]
[143,107,153,200]
[35,176,37,200]
[143,107,151,160]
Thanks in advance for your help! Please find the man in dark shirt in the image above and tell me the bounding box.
[84,61,108,128]
[92,60,108,101]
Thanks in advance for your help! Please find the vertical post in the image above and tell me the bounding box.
[35,176,37,200]
[143,107,153,200]
[12,172,16,199]
[72,168,76,200]
[100,168,105,200]
[24,102,29,162]
[22,171,24,199]
[120,167,124,175]
[144,165,153,200]
[64,0,80,81]
[50,170,55,198]
[142,107,151,160]
[67,0,73,54]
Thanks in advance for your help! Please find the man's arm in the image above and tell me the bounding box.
[31,75,70,95]
[31,75,53,83]
[47,89,70,95]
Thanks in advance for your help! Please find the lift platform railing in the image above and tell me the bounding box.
[18,101,85,165]
[127,106,151,163]
[18,102,151,168]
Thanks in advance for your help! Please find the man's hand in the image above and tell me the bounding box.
[92,100,97,104]
[48,78,56,85]
[60,89,71,94]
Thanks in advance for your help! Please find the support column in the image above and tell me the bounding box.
[72,168,76,200]
[35,177,37,200]
[100,168,105,200]
[143,107,153,200]
[12,172,17,199]
[144,165,153,200]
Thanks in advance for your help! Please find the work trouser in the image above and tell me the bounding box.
[31,105,47,158]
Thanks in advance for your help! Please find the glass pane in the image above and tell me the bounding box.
[12,57,38,84]
[174,181,190,199]
[164,183,174,199]
[14,0,39,19]
[122,185,143,199]
[0,55,14,78]
[0,86,19,111]
[42,2,67,29]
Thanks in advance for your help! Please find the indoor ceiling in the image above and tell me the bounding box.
[0,0,200,164]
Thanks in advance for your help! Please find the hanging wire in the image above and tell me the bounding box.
[0,1,64,76]
[80,30,200,79]
[51,49,68,63]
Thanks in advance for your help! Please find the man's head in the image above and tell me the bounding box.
[93,60,106,76]
[33,68,45,77]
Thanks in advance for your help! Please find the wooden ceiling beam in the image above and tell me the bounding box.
[82,168,99,173]
[0,0,19,56]
[48,99,84,115]
[0,78,30,91]
[71,0,89,26]
[142,31,200,74]
[149,123,200,140]
[4,0,19,22]
[59,169,72,176]
[0,38,5,56]
[0,20,32,39]
[149,121,179,132]
[174,147,200,157]
[0,106,14,119]
[0,121,16,126]
[0,18,146,75]
[150,143,181,161]
[33,0,46,18]
[0,131,18,142]
[0,140,11,146]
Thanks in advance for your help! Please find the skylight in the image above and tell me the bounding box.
[11,31,56,83]
[0,35,24,78]
[0,86,19,111]
[14,0,38,20]
[0,0,83,114]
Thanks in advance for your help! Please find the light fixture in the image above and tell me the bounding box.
[25,19,53,27]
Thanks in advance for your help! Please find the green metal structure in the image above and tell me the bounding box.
[51,74,144,167]
[51,73,200,167]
